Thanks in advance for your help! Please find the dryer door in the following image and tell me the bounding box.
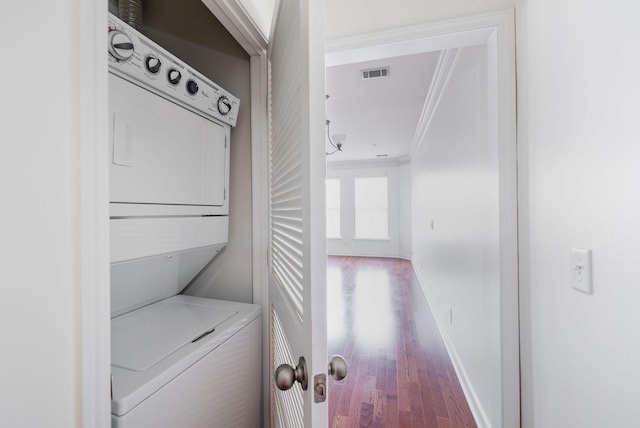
[109,73,228,208]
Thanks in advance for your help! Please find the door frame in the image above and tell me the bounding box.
[198,1,272,426]
[77,0,110,426]
[80,1,271,426]
[325,9,519,428]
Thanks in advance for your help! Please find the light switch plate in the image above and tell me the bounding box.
[570,248,592,294]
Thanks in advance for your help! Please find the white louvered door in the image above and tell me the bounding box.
[268,0,326,426]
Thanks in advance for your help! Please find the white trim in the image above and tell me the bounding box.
[325,10,506,66]
[201,0,268,55]
[326,9,519,428]
[352,238,391,242]
[249,55,268,308]
[304,0,329,422]
[249,52,271,428]
[409,48,461,159]
[491,10,520,428]
[327,157,409,170]
[77,0,111,426]
[326,249,404,259]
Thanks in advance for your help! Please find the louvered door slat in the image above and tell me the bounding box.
[268,0,327,425]
[269,0,304,319]
[271,306,303,428]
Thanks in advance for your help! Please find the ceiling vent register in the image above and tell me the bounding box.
[361,67,390,80]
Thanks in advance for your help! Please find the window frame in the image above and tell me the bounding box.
[353,175,390,241]
[325,177,342,239]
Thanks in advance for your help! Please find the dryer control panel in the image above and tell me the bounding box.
[107,13,240,127]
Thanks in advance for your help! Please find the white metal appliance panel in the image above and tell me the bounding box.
[112,300,237,371]
[109,203,227,217]
[110,216,228,263]
[112,317,261,428]
[109,73,227,207]
[110,244,223,318]
[107,13,240,128]
[111,296,261,416]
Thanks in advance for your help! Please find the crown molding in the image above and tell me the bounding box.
[201,0,268,56]
[409,47,460,159]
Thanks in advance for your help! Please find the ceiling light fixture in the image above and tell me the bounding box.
[326,119,346,156]
[325,94,346,156]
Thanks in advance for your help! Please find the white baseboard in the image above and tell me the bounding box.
[410,260,492,428]
[327,250,404,259]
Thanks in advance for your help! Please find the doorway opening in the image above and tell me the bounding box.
[324,10,517,428]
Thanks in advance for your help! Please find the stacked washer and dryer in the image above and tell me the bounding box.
[107,14,261,428]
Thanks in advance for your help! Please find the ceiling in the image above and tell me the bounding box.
[325,50,440,163]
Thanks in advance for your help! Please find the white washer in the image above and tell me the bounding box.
[111,296,261,428]
[107,14,260,428]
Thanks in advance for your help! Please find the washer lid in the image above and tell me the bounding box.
[112,299,237,371]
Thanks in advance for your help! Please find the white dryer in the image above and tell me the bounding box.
[107,14,260,428]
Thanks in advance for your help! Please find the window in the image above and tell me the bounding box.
[326,178,341,239]
[355,176,389,239]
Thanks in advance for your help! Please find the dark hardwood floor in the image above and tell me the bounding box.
[327,256,477,428]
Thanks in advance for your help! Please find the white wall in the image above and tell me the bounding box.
[1,1,85,425]
[241,0,275,38]
[517,1,640,427]
[140,10,255,304]
[326,0,515,40]
[412,44,502,428]
[327,160,411,259]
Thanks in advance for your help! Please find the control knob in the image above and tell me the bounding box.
[145,55,162,74]
[108,30,134,61]
[217,95,232,116]
[167,68,182,85]
[186,79,199,95]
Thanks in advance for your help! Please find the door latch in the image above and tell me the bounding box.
[314,374,326,403]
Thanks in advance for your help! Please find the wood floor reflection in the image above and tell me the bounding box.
[327,256,477,428]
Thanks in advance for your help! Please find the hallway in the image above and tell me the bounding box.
[327,256,476,428]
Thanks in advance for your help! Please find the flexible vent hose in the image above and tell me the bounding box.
[119,0,143,30]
